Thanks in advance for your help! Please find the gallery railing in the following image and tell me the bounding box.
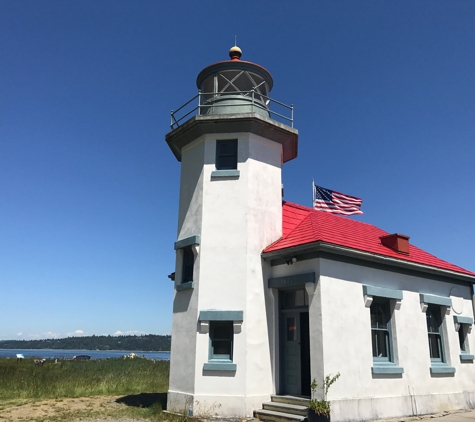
[170,90,294,130]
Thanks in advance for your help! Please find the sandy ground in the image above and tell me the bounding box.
[2,396,473,422]
[0,396,143,421]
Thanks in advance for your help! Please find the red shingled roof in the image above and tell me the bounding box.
[264,202,475,277]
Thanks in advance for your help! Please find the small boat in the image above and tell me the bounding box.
[72,355,91,360]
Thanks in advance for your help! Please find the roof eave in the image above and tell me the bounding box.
[262,241,475,284]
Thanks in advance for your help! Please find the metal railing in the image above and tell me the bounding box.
[170,90,294,130]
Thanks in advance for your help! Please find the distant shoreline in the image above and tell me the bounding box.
[0,348,171,352]
[0,334,171,352]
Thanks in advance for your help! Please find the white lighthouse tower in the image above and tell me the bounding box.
[166,46,298,417]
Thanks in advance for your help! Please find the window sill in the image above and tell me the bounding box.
[211,170,240,179]
[372,364,404,374]
[176,282,194,291]
[203,361,237,371]
[430,365,456,374]
[460,353,474,362]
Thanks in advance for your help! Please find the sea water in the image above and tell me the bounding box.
[0,349,170,360]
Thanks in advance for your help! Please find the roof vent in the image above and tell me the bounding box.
[380,233,410,254]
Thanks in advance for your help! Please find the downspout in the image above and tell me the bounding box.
[472,284,475,319]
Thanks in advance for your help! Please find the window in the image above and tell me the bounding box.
[283,289,308,309]
[419,294,455,374]
[181,246,194,283]
[199,310,242,371]
[216,140,237,170]
[426,305,444,363]
[371,300,391,362]
[454,315,474,362]
[459,325,467,353]
[362,285,404,374]
[210,321,233,360]
[173,235,200,291]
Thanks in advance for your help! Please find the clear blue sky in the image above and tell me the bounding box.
[1,1,474,340]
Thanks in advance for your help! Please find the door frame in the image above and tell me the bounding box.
[278,288,310,396]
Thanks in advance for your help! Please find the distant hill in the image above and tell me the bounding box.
[0,334,171,351]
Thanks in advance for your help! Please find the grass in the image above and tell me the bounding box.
[0,357,177,421]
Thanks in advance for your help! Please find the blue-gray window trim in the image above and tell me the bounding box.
[363,285,403,373]
[460,353,474,362]
[200,310,242,373]
[430,365,456,374]
[176,281,194,291]
[203,362,237,371]
[199,310,243,322]
[454,315,474,325]
[211,169,240,178]
[174,235,200,250]
[425,305,456,374]
[174,235,200,289]
[420,293,451,307]
[363,285,403,301]
[268,272,315,289]
[372,364,404,375]
[454,316,473,363]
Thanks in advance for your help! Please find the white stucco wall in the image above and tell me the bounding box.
[169,130,285,417]
[267,256,475,420]
[168,137,206,410]
[316,257,475,421]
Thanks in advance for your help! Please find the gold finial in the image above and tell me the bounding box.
[229,45,242,60]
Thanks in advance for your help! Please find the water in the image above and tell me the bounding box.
[0,349,170,360]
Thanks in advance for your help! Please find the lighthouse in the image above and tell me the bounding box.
[166,46,298,417]
[164,47,475,422]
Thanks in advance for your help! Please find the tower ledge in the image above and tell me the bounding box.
[166,112,298,163]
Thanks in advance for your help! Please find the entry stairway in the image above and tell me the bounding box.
[254,395,309,422]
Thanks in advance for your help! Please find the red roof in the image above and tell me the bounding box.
[263,202,475,277]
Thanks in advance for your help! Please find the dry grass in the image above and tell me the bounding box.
[0,358,177,421]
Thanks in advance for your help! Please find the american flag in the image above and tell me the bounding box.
[313,183,363,216]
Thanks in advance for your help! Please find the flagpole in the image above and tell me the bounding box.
[312,179,315,209]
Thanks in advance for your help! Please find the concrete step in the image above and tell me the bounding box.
[263,401,308,417]
[254,409,307,422]
[270,395,310,407]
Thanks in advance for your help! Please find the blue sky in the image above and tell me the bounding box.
[1,1,474,341]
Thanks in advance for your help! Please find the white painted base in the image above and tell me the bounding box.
[331,391,475,421]
[167,390,271,418]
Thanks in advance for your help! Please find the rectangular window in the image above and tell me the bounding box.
[210,321,233,361]
[459,325,467,353]
[216,140,237,170]
[370,300,392,362]
[426,305,444,363]
[364,285,404,375]
[286,317,297,341]
[456,318,474,362]
[283,289,308,309]
[181,246,194,283]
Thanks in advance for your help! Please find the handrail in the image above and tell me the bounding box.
[170,90,294,130]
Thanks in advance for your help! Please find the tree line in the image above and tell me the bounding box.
[0,334,171,351]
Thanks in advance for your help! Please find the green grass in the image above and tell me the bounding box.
[0,358,177,421]
[0,357,169,400]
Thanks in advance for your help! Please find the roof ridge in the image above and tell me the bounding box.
[308,209,322,239]
[284,200,392,233]
[282,202,314,239]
